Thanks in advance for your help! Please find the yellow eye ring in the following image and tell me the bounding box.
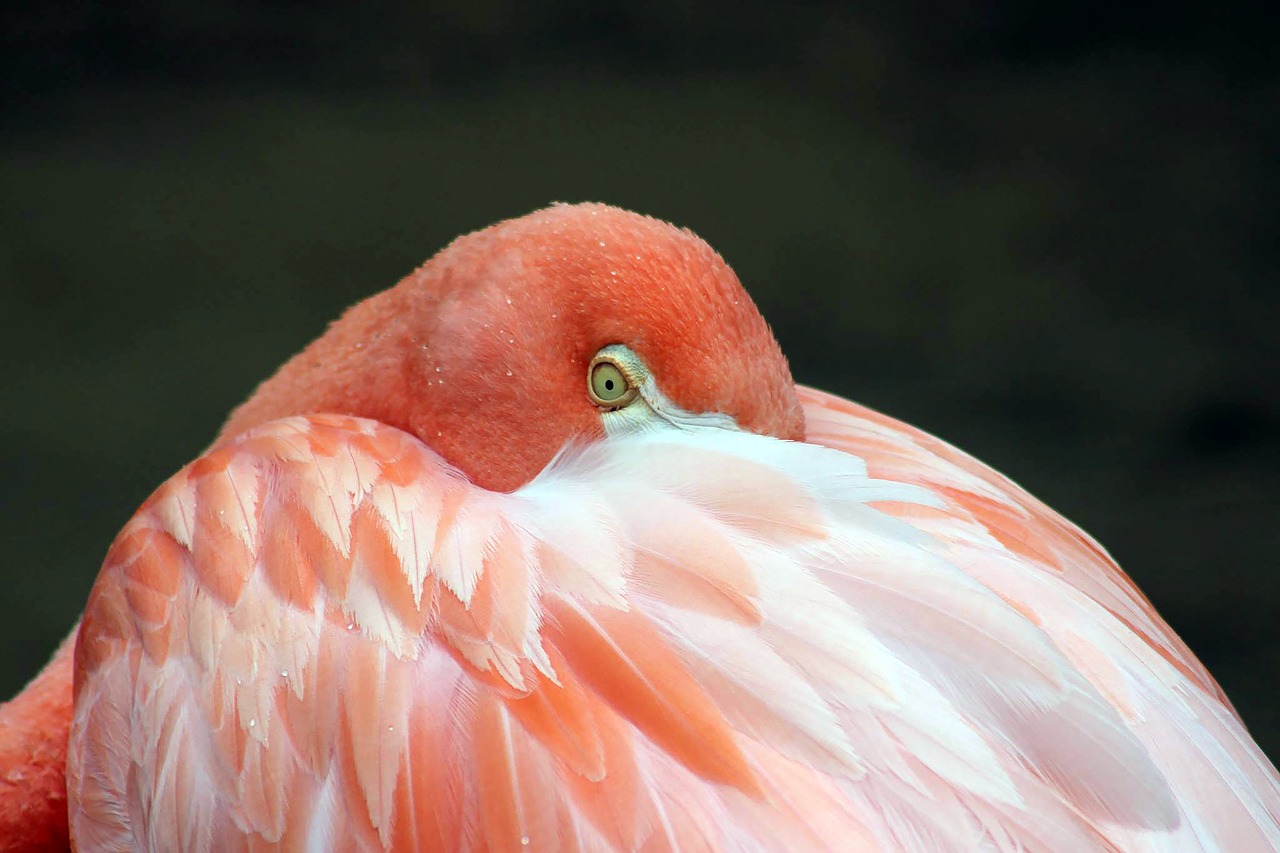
[588,355,639,408]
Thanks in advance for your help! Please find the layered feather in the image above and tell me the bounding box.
[68,398,1280,851]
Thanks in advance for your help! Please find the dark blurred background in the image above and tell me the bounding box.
[2,2,1277,762]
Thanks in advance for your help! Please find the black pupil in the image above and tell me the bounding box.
[604,379,615,391]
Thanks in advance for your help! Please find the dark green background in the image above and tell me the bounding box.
[3,3,1277,763]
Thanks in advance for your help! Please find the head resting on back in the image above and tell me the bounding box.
[221,203,804,491]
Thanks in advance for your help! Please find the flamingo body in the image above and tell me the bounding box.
[12,203,1279,850]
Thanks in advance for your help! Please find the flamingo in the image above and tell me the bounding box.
[1,202,1276,851]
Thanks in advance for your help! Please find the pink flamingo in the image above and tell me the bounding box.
[2,203,1277,851]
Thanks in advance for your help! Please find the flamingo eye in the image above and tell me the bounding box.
[588,354,638,408]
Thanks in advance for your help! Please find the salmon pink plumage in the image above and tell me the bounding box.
[2,203,1277,851]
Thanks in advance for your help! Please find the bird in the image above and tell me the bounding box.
[1,202,1277,851]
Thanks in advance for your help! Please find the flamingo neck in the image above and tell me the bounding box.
[0,626,75,851]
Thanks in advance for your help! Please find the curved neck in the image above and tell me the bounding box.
[0,626,76,851]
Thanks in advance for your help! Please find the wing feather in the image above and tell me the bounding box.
[797,384,1280,850]
[69,400,1280,852]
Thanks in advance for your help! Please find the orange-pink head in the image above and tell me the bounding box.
[222,203,804,490]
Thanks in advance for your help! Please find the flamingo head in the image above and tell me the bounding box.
[221,203,804,491]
